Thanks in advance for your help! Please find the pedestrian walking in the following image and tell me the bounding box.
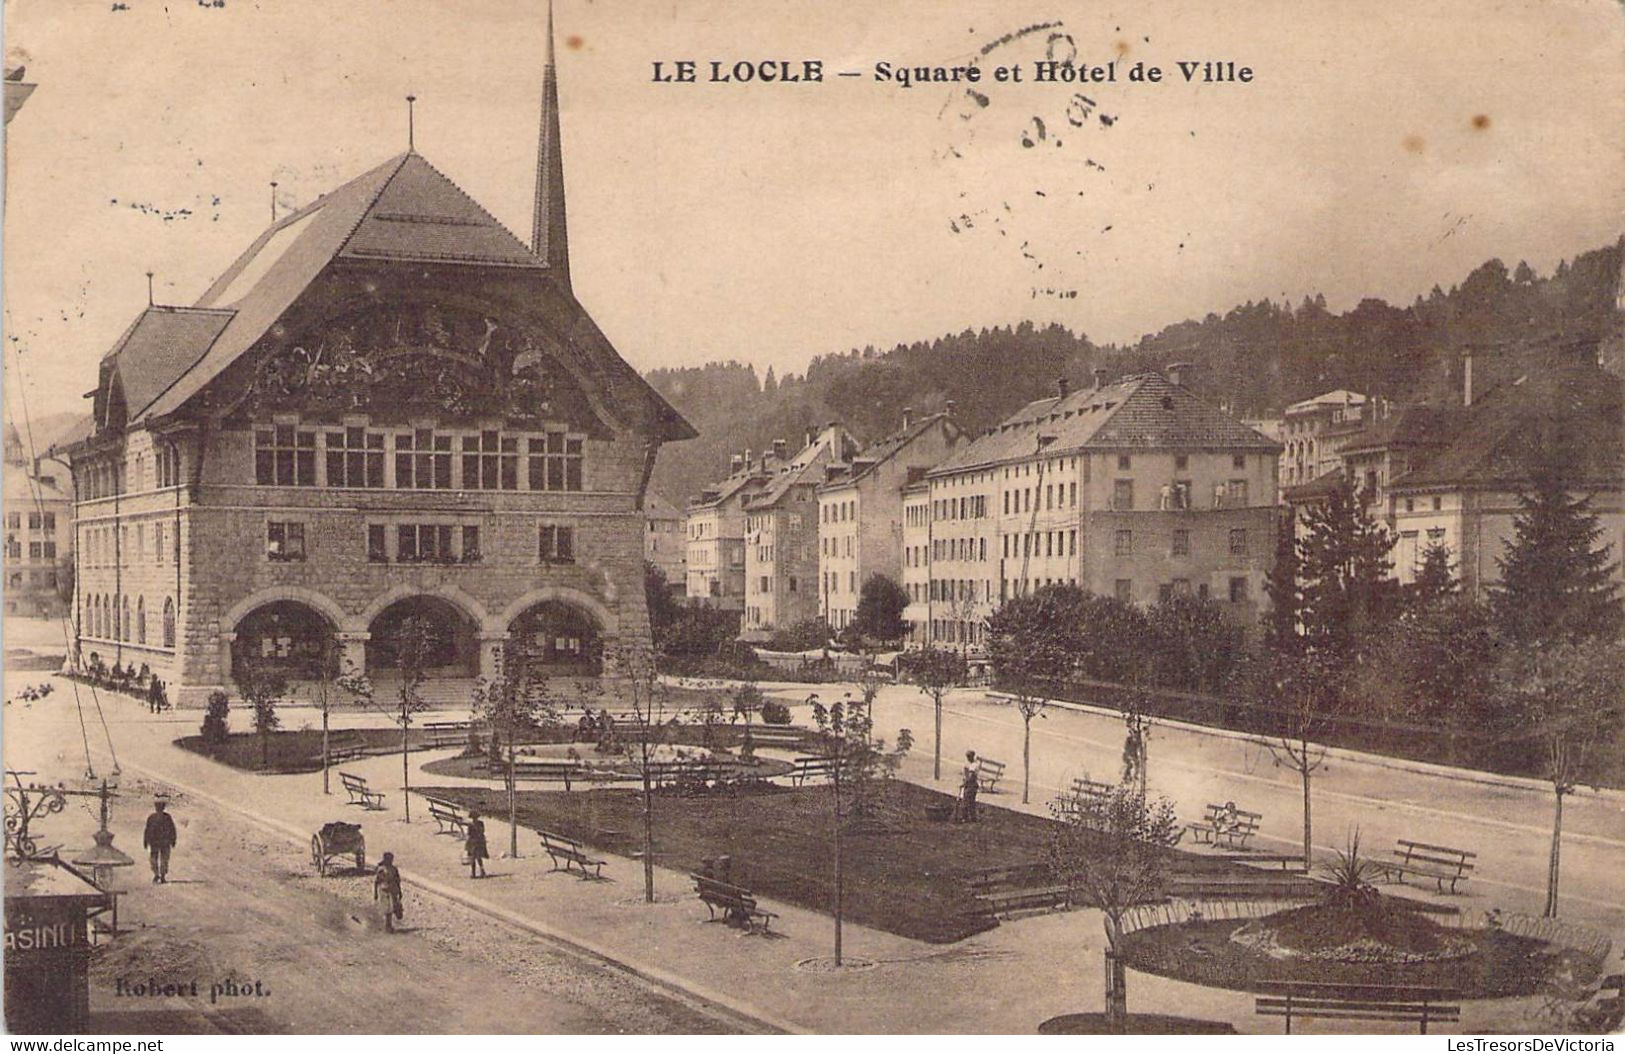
[374,851,404,932]
[465,812,488,878]
[958,750,979,823]
[142,796,178,883]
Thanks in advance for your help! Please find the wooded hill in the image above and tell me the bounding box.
[646,239,1624,506]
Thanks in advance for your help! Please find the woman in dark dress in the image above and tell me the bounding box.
[465,811,489,878]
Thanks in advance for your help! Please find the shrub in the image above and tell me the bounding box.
[201,691,230,745]
[760,699,792,725]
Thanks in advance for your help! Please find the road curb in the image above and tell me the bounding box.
[982,692,1625,804]
[118,759,800,1035]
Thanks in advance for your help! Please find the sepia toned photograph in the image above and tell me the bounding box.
[2,0,1622,1038]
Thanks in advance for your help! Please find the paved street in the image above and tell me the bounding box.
[4,645,1621,1034]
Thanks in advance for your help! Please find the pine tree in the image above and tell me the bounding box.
[1262,510,1302,651]
[1295,474,1398,665]
[1409,540,1458,608]
[1491,461,1622,645]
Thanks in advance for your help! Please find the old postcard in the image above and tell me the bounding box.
[3,0,1623,1039]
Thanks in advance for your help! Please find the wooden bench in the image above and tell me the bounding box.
[976,757,1007,792]
[786,755,837,786]
[1378,840,1476,894]
[1186,803,1262,849]
[339,771,385,810]
[648,760,727,792]
[328,730,368,763]
[510,758,589,791]
[742,725,804,747]
[1256,983,1460,1034]
[1055,777,1114,823]
[536,828,606,878]
[691,873,778,934]
[421,795,469,836]
[423,720,474,749]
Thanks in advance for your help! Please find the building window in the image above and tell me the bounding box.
[1232,454,1246,469]
[1113,479,1133,511]
[155,522,166,565]
[461,525,482,563]
[1229,528,1247,555]
[1229,576,1248,603]
[27,512,41,530]
[367,525,388,563]
[1175,454,1188,470]
[528,433,584,492]
[1228,479,1248,505]
[255,425,317,486]
[395,430,453,489]
[1432,496,1442,511]
[398,524,455,564]
[162,597,175,648]
[5,512,18,529]
[463,431,519,491]
[1172,529,1190,556]
[1118,455,1131,470]
[136,597,147,644]
[1114,529,1133,555]
[788,576,797,593]
[540,524,576,564]
[326,427,386,488]
[266,521,306,562]
[1114,579,1132,602]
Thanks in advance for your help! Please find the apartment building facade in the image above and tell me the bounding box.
[817,410,963,633]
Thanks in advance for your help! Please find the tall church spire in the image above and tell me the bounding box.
[532,0,570,288]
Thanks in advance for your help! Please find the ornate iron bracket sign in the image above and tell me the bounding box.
[5,770,67,862]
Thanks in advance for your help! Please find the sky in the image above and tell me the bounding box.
[2,0,1623,428]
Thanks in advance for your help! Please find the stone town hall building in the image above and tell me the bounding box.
[61,30,694,704]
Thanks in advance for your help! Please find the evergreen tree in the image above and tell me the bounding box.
[849,574,909,645]
[1295,474,1398,665]
[1490,461,1622,645]
[1409,540,1459,608]
[1262,510,1302,651]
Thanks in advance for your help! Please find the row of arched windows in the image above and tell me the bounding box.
[85,593,175,649]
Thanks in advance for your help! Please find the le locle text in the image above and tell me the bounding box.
[651,59,1253,87]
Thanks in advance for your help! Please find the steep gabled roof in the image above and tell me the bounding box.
[85,150,692,443]
[1334,405,1464,457]
[1390,367,1624,491]
[929,373,1278,477]
[820,412,960,491]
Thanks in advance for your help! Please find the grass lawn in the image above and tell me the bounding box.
[423,779,1272,944]
[175,729,426,774]
[1119,917,1572,997]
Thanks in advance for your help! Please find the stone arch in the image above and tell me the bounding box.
[491,586,617,638]
[501,592,611,678]
[355,583,489,634]
[221,585,348,637]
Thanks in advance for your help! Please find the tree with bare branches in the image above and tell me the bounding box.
[471,642,561,858]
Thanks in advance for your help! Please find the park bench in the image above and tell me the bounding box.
[339,771,385,810]
[691,873,778,934]
[786,755,837,786]
[423,720,474,749]
[648,759,725,793]
[976,756,1007,792]
[1216,853,1309,872]
[1169,873,1321,900]
[1186,802,1262,849]
[741,725,803,748]
[1054,776,1114,824]
[965,862,1072,916]
[328,729,368,763]
[421,795,469,837]
[536,828,606,878]
[510,758,589,791]
[1255,982,1460,1034]
[1378,840,1476,894]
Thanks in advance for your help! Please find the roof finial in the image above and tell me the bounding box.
[269,180,278,223]
[531,0,570,287]
[145,271,154,307]
[406,94,417,151]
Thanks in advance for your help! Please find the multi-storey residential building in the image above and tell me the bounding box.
[643,491,686,591]
[920,368,1282,649]
[743,427,857,639]
[57,26,693,703]
[1280,390,1366,492]
[685,449,781,611]
[4,424,74,617]
[817,409,963,634]
[1385,355,1622,596]
[901,479,931,644]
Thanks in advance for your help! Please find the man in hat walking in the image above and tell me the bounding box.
[142,797,177,883]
